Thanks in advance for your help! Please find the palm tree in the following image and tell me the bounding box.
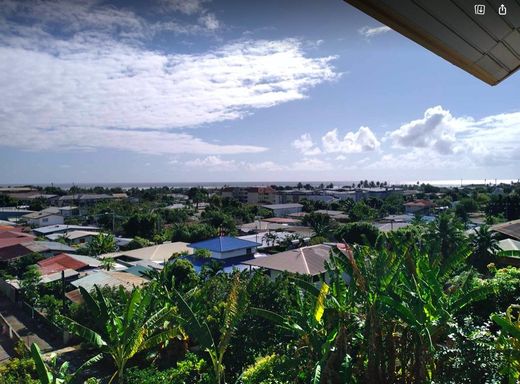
[470,224,500,272]
[173,274,248,384]
[62,286,180,384]
[428,212,469,273]
[303,212,332,239]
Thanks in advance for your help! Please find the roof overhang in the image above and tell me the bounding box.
[345,0,520,85]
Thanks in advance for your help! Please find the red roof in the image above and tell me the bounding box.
[37,253,88,275]
[404,199,434,207]
[0,231,34,240]
[0,244,33,262]
[0,237,35,249]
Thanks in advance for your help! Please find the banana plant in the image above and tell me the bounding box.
[61,285,180,384]
[30,343,102,384]
[172,274,248,384]
[251,276,339,384]
[379,237,491,382]
[492,304,520,384]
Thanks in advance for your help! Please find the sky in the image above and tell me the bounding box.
[0,0,519,184]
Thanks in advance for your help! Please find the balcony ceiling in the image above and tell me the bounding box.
[345,0,520,85]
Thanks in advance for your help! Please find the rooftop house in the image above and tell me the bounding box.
[71,270,147,292]
[37,253,89,275]
[242,244,333,280]
[404,199,435,215]
[277,190,335,204]
[189,236,261,260]
[491,219,520,241]
[0,241,75,263]
[222,186,278,205]
[22,207,64,227]
[47,230,100,245]
[0,207,35,221]
[261,203,303,217]
[100,242,193,265]
[32,224,100,236]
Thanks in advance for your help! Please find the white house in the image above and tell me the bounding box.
[22,208,64,227]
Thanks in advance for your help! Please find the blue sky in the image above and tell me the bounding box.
[1,0,519,184]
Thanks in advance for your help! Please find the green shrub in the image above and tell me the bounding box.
[239,354,292,384]
[124,353,210,384]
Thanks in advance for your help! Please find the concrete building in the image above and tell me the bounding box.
[221,186,277,205]
[404,199,435,215]
[261,203,303,217]
[22,208,64,227]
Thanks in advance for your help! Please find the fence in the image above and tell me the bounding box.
[0,278,17,302]
[0,310,29,352]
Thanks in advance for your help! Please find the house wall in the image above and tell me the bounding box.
[210,247,256,260]
[270,206,303,217]
[69,235,94,245]
[29,215,64,227]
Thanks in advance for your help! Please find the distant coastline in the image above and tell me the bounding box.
[1,178,518,189]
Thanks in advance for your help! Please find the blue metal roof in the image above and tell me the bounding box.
[189,236,260,253]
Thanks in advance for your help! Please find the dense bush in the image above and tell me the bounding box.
[124,353,210,384]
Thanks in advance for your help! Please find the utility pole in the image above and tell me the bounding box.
[61,270,66,314]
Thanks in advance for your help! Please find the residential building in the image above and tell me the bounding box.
[37,253,89,275]
[404,199,435,215]
[277,190,334,204]
[314,210,350,222]
[46,230,99,245]
[71,270,147,292]
[221,186,277,204]
[58,206,79,217]
[100,242,193,264]
[261,203,303,217]
[189,236,260,260]
[242,244,332,280]
[32,224,99,237]
[0,241,75,263]
[491,219,520,241]
[22,207,64,227]
[0,207,34,221]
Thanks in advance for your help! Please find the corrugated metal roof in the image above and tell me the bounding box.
[71,271,147,291]
[38,253,88,274]
[243,244,332,276]
[189,236,260,253]
[492,219,520,240]
[101,242,193,262]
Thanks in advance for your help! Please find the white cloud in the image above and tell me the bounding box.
[292,133,322,156]
[185,156,237,170]
[389,106,463,154]
[380,106,520,168]
[321,127,380,154]
[159,0,207,15]
[359,25,392,38]
[292,158,332,171]
[0,1,338,155]
[198,13,220,30]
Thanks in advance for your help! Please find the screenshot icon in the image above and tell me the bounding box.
[474,4,486,15]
